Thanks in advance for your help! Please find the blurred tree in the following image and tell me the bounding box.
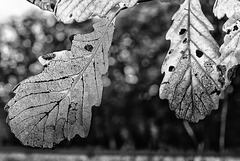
[0,0,240,153]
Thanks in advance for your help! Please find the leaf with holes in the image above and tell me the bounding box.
[213,0,240,19]
[27,0,57,11]
[5,18,115,148]
[159,0,222,122]
[217,12,240,90]
[55,0,138,23]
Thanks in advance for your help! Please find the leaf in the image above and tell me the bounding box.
[159,0,222,122]
[213,0,240,19]
[27,0,57,11]
[54,0,138,23]
[217,12,240,90]
[5,18,115,148]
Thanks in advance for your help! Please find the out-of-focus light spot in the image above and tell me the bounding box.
[1,45,11,58]
[120,128,129,140]
[109,57,116,66]
[46,16,56,27]
[147,67,159,80]
[9,60,17,69]
[56,23,65,31]
[32,42,43,55]
[46,35,53,43]
[8,75,18,86]
[14,53,24,62]
[122,37,132,47]
[130,27,139,36]
[118,49,131,62]
[0,61,8,68]
[56,32,65,41]
[113,69,124,81]
[23,39,32,48]
[16,65,26,74]
[29,62,43,74]
[1,26,18,42]
[150,122,158,138]
[125,74,138,84]
[148,84,159,96]
[5,83,13,93]
[31,23,42,35]
[102,76,111,87]
[0,83,5,97]
[124,66,135,75]
[226,85,234,94]
[141,58,150,67]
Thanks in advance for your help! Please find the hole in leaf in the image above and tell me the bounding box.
[169,66,175,72]
[50,3,55,10]
[183,38,187,44]
[69,13,73,18]
[179,29,186,35]
[168,49,173,54]
[84,44,94,52]
[227,29,231,34]
[182,55,188,59]
[196,50,203,58]
[210,88,221,95]
[233,25,238,31]
[42,53,56,60]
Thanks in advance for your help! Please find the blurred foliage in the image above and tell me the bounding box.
[1,0,240,152]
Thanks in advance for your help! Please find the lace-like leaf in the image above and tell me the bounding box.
[27,0,57,11]
[159,0,221,122]
[5,18,115,148]
[217,12,240,89]
[213,0,240,19]
[55,0,138,23]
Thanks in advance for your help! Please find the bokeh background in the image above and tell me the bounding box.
[0,0,240,153]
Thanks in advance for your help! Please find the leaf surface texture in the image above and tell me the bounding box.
[217,12,240,90]
[27,0,57,11]
[55,0,138,23]
[213,0,240,19]
[159,0,221,122]
[5,18,115,148]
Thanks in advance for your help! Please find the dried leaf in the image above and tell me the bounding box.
[5,18,115,148]
[27,0,57,11]
[217,12,240,89]
[213,0,240,19]
[55,0,138,23]
[159,0,222,122]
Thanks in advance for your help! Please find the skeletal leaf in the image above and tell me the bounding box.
[5,18,115,148]
[159,0,221,122]
[217,12,240,90]
[55,0,138,23]
[213,0,240,19]
[27,0,57,11]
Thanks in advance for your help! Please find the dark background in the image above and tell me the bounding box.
[0,0,240,153]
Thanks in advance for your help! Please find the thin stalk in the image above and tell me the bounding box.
[219,93,229,153]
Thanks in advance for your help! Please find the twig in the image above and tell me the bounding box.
[219,93,229,153]
[183,121,198,149]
